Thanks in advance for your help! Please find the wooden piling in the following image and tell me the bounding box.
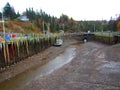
[3,42,7,66]
[26,39,29,55]
[0,35,57,69]
[6,43,10,65]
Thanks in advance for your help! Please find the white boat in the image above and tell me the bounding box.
[54,39,63,46]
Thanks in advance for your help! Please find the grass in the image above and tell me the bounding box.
[94,31,120,37]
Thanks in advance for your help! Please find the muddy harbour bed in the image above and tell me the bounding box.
[0,38,120,90]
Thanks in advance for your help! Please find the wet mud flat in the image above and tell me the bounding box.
[0,38,77,90]
[0,39,120,90]
[0,46,76,90]
[22,42,120,90]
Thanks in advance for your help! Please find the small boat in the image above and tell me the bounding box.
[54,39,63,46]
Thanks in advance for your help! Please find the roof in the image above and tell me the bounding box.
[18,15,29,22]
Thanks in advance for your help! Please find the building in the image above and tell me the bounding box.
[18,15,29,22]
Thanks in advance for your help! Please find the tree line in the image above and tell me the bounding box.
[0,2,120,33]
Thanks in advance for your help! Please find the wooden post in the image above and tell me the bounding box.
[3,42,7,66]
[6,43,10,65]
[26,39,29,55]
[17,41,20,57]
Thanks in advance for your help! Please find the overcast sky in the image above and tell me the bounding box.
[0,0,120,20]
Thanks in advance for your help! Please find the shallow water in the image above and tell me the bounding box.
[97,61,120,74]
[0,46,76,90]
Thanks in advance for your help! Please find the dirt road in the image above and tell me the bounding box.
[0,38,120,90]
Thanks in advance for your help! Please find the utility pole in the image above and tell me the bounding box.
[63,24,64,31]
[2,11,5,40]
[94,24,95,32]
[47,23,50,34]
[0,8,5,40]
[101,18,103,32]
[43,21,45,34]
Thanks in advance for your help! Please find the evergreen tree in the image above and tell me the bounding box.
[3,2,16,19]
[108,19,116,31]
[16,11,20,17]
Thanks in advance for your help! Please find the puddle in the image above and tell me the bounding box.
[97,61,120,74]
[98,53,105,59]
[0,46,76,90]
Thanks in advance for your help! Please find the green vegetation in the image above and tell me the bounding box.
[94,34,114,45]
[95,31,120,37]
[0,2,120,34]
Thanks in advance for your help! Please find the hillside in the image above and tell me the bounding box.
[0,20,42,34]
